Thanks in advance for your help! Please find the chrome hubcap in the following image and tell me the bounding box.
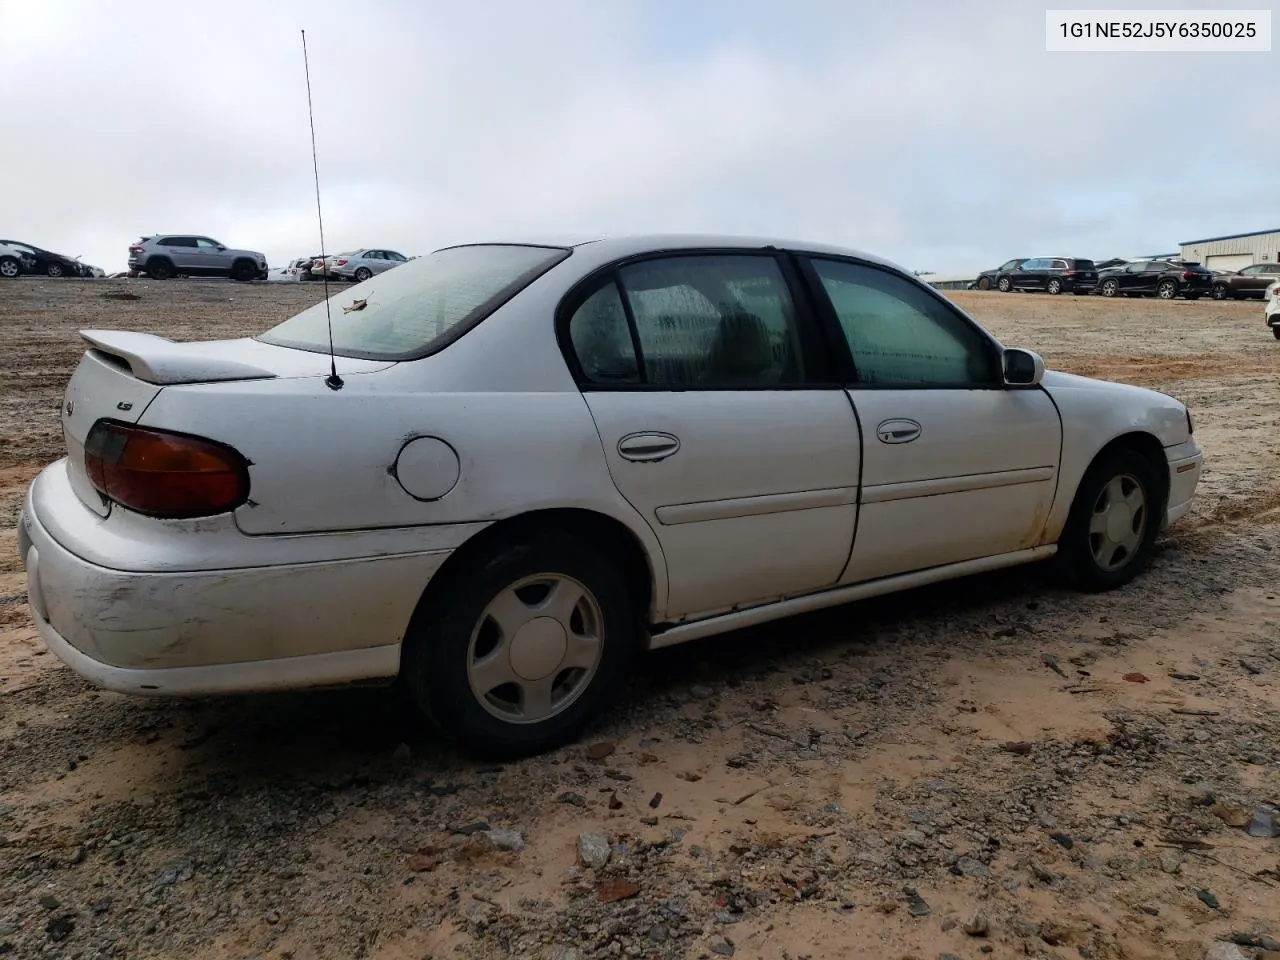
[1159,284,1174,298]
[467,574,603,724]
[1089,474,1147,571]
[0,262,16,277]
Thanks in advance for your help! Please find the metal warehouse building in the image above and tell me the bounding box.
[1179,228,1280,272]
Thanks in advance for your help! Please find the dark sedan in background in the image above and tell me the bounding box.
[1096,260,1212,300]
[1211,262,1280,300]
[974,258,1026,290]
[0,239,87,278]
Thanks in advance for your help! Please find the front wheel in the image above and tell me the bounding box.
[977,277,991,291]
[1157,279,1177,299]
[401,533,639,759]
[230,260,257,282]
[997,276,1012,292]
[1272,326,1280,340]
[1100,278,1119,297]
[1212,283,1230,300]
[47,262,64,278]
[1058,448,1163,591]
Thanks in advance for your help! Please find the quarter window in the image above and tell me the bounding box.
[806,257,999,387]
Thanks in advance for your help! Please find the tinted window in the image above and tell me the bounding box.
[1050,260,1068,270]
[259,243,571,360]
[807,258,999,387]
[617,255,807,387]
[1126,262,1148,273]
[1072,259,1096,269]
[1263,264,1280,273]
[161,237,196,247]
[566,282,640,384]
[195,238,222,249]
[999,259,1021,271]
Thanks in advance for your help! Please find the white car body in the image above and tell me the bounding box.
[1267,279,1280,337]
[17,234,1203,756]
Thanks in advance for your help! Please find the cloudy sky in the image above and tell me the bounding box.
[1,0,1275,274]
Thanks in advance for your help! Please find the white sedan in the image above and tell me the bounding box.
[17,235,1203,757]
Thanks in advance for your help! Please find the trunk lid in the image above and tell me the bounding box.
[61,330,394,515]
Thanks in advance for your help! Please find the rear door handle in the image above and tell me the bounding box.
[618,432,681,462]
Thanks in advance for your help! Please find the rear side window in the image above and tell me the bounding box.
[258,244,571,361]
[161,237,196,247]
[565,254,810,388]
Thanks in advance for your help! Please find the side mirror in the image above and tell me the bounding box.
[1003,347,1045,386]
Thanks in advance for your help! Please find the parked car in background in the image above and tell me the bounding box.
[322,248,412,282]
[309,251,352,280]
[0,240,87,278]
[0,241,29,278]
[16,233,1203,758]
[1211,262,1280,300]
[975,258,1026,290]
[127,235,269,281]
[1097,260,1211,300]
[996,258,1098,295]
[292,255,322,280]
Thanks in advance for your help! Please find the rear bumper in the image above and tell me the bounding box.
[1163,439,1203,527]
[17,463,456,694]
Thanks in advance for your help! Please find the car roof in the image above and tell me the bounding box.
[436,233,910,273]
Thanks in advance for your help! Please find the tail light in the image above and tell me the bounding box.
[336,258,349,266]
[1066,269,1078,276]
[129,246,144,254]
[1182,271,1195,280]
[83,420,250,519]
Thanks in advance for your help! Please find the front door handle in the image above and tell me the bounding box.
[876,418,922,444]
[618,432,681,462]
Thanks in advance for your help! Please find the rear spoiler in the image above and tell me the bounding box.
[80,330,278,385]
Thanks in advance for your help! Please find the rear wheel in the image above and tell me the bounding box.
[1058,447,1163,591]
[1157,279,1177,299]
[1047,278,1063,295]
[1100,278,1118,297]
[0,256,18,278]
[1212,283,1230,300]
[401,532,639,759]
[146,258,174,280]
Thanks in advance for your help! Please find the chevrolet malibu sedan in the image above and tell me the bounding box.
[17,234,1204,758]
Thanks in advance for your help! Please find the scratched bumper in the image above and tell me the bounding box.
[20,467,452,679]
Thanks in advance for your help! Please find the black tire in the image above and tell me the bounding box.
[997,276,1012,292]
[977,277,991,291]
[1047,278,1062,295]
[1157,279,1177,299]
[401,532,639,759]
[1211,283,1230,300]
[1058,447,1164,592]
[354,267,372,282]
[1100,278,1119,297]
[0,256,19,279]
[47,262,64,278]
[1273,326,1280,340]
[146,258,174,280]
[230,259,256,282]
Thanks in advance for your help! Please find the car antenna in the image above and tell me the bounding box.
[301,28,342,391]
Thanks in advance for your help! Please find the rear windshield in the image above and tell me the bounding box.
[1071,259,1096,269]
[258,244,571,361]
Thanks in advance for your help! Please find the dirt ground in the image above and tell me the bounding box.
[1,278,1278,960]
